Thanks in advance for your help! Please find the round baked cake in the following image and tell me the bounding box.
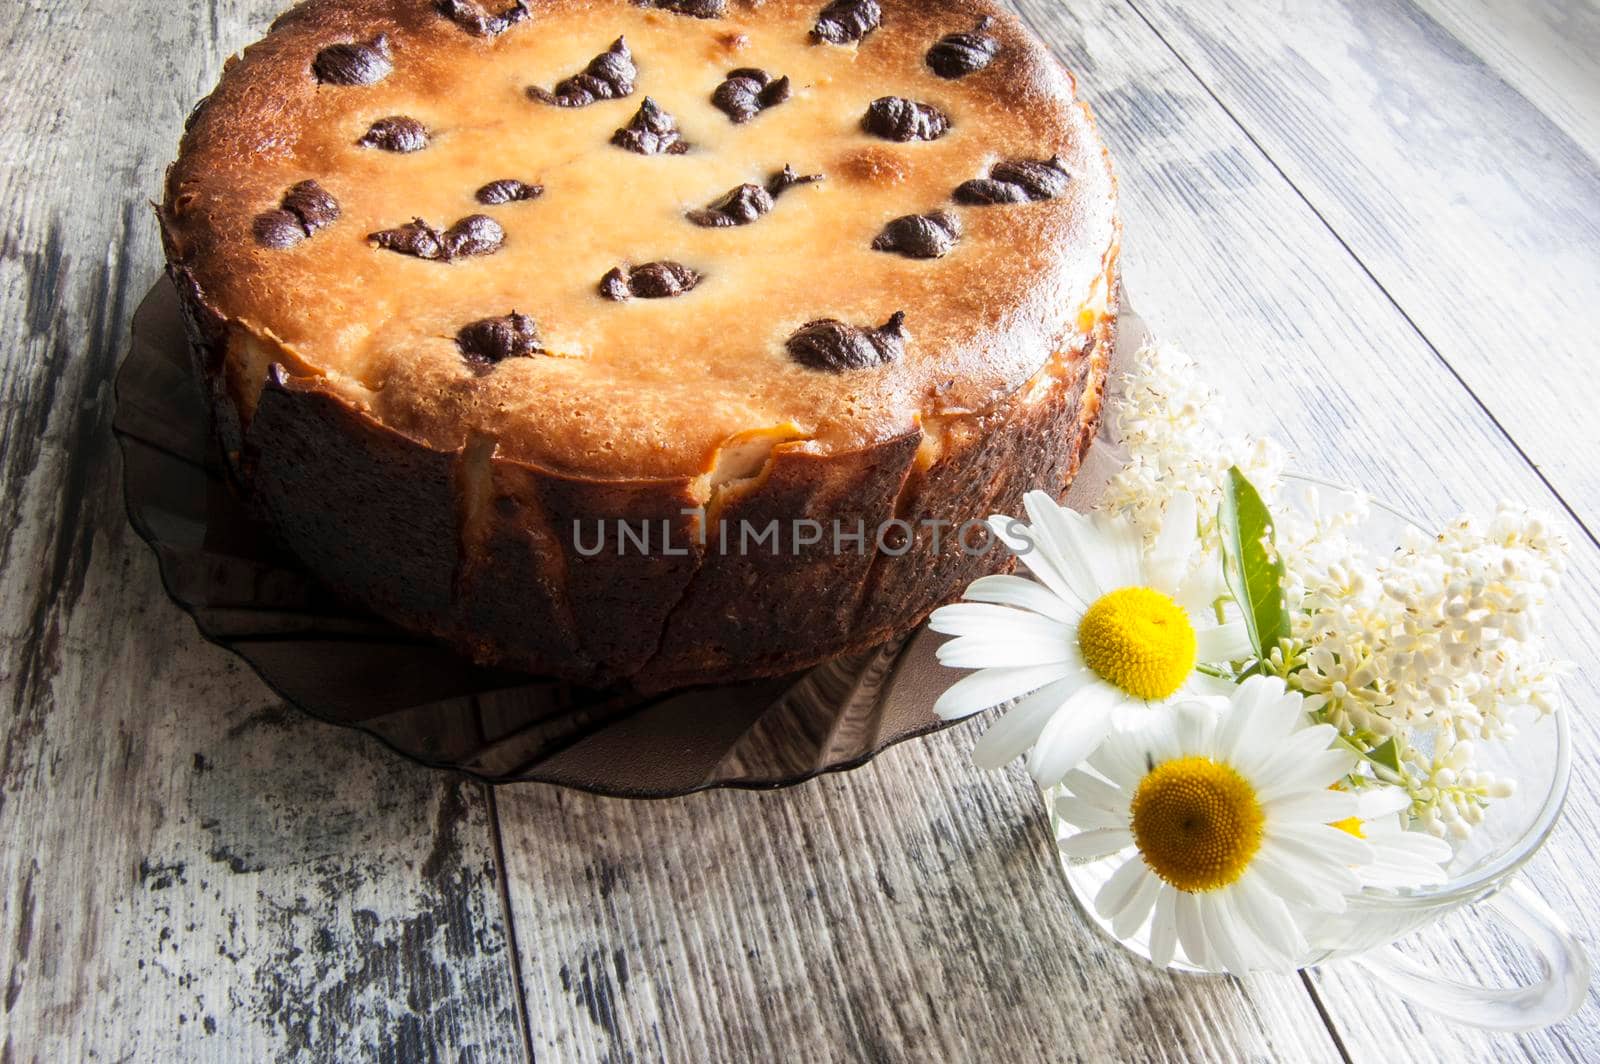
[160,0,1120,691]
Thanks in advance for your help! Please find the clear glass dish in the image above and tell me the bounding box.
[1052,475,1588,1031]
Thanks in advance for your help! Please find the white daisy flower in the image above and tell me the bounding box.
[1338,786,1455,891]
[1055,677,1372,975]
[929,490,1251,787]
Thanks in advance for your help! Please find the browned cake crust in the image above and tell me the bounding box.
[160,0,1120,690]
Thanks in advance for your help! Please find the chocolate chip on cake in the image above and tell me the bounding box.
[687,183,773,228]
[646,0,728,17]
[281,180,341,231]
[442,214,506,258]
[253,180,341,248]
[369,215,504,261]
[358,116,430,153]
[810,0,881,45]
[954,154,1072,204]
[712,68,792,124]
[768,164,825,195]
[951,178,1028,205]
[872,211,961,259]
[475,179,545,205]
[685,166,821,228]
[435,0,530,37]
[252,210,307,249]
[600,261,702,301]
[926,17,1001,78]
[370,218,446,259]
[528,37,636,107]
[611,97,691,155]
[313,35,393,86]
[456,312,544,371]
[786,312,907,372]
[862,97,951,142]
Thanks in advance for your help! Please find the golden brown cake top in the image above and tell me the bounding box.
[163,0,1117,481]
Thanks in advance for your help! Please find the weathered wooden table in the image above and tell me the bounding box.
[3,0,1598,1059]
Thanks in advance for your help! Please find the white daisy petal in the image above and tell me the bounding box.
[1024,493,1114,601]
[1264,790,1358,826]
[1174,891,1211,971]
[1216,886,1291,973]
[1148,885,1179,969]
[969,674,1093,770]
[1234,872,1308,962]
[1060,769,1126,814]
[1094,854,1152,922]
[1058,827,1133,860]
[933,664,1074,721]
[928,602,1072,641]
[963,573,1082,625]
[1054,795,1128,831]
[1143,491,1198,592]
[937,633,1077,670]
[1199,894,1249,977]
[1113,867,1162,940]
[1027,685,1123,786]
[1195,622,1252,664]
[986,517,1085,610]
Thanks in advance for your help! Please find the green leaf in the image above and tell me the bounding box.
[1366,738,1403,778]
[1219,467,1291,660]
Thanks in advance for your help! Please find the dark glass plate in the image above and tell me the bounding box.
[114,280,1135,797]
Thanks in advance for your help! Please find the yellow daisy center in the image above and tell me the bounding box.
[1130,756,1265,893]
[1330,816,1365,839]
[1077,587,1198,700]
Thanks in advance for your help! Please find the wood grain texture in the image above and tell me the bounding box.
[1,0,1598,1060]
[0,3,522,1060]
[1416,0,1600,165]
[1126,0,1600,534]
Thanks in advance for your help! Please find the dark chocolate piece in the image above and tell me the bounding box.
[926,17,1000,79]
[282,180,340,231]
[611,97,691,155]
[786,312,906,372]
[711,68,792,123]
[871,211,961,259]
[600,261,702,300]
[645,0,727,16]
[369,215,504,261]
[358,116,430,153]
[528,37,636,107]
[252,210,306,249]
[456,312,544,370]
[313,35,392,86]
[954,155,1072,205]
[685,166,822,227]
[862,97,951,142]
[811,0,881,45]
[435,0,530,37]
[254,180,341,248]
[475,179,545,205]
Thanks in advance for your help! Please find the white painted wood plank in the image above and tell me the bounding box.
[0,2,526,1059]
[1415,0,1600,166]
[1124,0,1600,532]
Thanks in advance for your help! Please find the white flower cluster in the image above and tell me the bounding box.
[1099,344,1284,564]
[1100,344,1572,840]
[1277,500,1571,836]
